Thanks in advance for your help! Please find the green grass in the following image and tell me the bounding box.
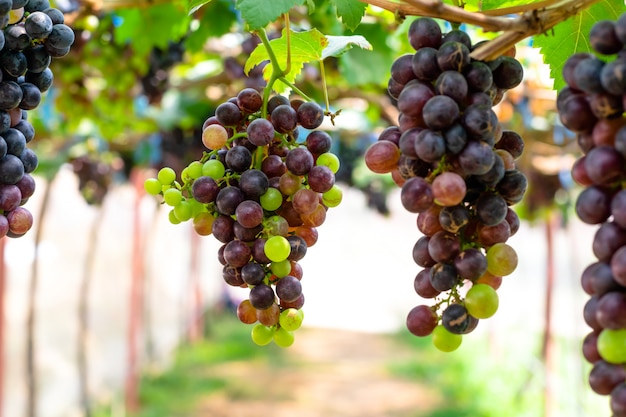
[387,328,545,417]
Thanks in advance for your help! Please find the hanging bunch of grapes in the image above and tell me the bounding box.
[0,0,74,237]
[145,85,342,347]
[557,12,626,416]
[364,17,527,352]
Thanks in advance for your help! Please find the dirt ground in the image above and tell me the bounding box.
[193,327,441,417]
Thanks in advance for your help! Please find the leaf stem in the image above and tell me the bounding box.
[277,76,314,102]
[284,14,292,77]
[318,59,331,114]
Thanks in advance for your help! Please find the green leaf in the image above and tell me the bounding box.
[481,0,541,10]
[245,28,328,93]
[322,35,372,59]
[235,0,305,30]
[188,0,214,14]
[533,0,626,91]
[185,0,237,52]
[338,22,394,86]
[114,4,190,58]
[332,0,367,31]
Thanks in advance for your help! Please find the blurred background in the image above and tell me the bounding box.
[0,0,613,416]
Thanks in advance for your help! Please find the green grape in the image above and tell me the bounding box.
[189,199,206,217]
[168,209,181,225]
[464,283,498,319]
[273,326,295,348]
[144,178,162,195]
[251,324,275,346]
[181,167,190,181]
[486,242,518,276]
[163,188,183,206]
[157,167,176,185]
[187,161,203,179]
[260,188,283,211]
[279,308,304,331]
[202,159,226,180]
[173,200,193,222]
[264,235,291,262]
[270,260,292,278]
[432,325,462,352]
[597,328,626,364]
[316,152,340,173]
[322,185,343,207]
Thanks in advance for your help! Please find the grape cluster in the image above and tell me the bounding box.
[145,88,342,347]
[364,17,527,352]
[0,0,73,238]
[557,13,626,416]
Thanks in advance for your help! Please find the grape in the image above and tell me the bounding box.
[237,299,258,324]
[397,80,435,119]
[486,242,518,276]
[408,17,442,50]
[430,262,458,292]
[237,88,262,113]
[306,130,332,154]
[271,104,297,133]
[400,176,434,213]
[215,186,244,215]
[575,185,612,224]
[412,47,440,81]
[247,118,275,146]
[423,95,459,131]
[212,215,235,243]
[322,184,342,207]
[144,178,161,195]
[285,147,313,175]
[273,327,295,348]
[414,129,445,162]
[157,167,176,185]
[475,193,507,226]
[491,56,523,90]
[24,11,53,39]
[432,325,462,352]
[225,145,252,172]
[239,169,269,198]
[597,328,626,364]
[260,187,282,211]
[464,284,499,319]
[432,172,466,207]
[251,324,274,346]
[202,124,228,150]
[391,54,416,85]
[596,291,626,329]
[436,41,470,72]
[235,200,264,228]
[434,70,468,104]
[279,308,304,331]
[414,267,440,298]
[464,61,493,92]
[406,305,438,337]
[458,140,495,176]
[202,159,226,179]
[276,275,302,303]
[454,248,487,281]
[316,152,340,173]
[583,331,602,363]
[364,140,400,174]
[264,235,291,262]
[589,360,626,395]
[442,303,470,334]
[438,204,469,233]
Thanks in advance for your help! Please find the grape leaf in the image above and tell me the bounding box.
[235,0,305,30]
[188,0,214,14]
[533,0,626,92]
[245,28,328,93]
[322,35,372,59]
[332,0,367,31]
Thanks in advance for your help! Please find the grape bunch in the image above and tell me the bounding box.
[144,88,343,347]
[556,13,626,416]
[364,17,527,352]
[0,0,74,238]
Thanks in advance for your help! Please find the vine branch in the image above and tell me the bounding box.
[360,0,603,60]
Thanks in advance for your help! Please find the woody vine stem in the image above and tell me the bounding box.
[359,0,603,60]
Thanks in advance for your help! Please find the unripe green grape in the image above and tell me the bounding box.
[168,209,181,225]
[163,188,182,206]
[486,242,518,276]
[273,327,295,347]
[322,185,342,207]
[279,308,304,331]
[144,178,161,195]
[270,260,292,278]
[597,328,626,364]
[432,325,462,352]
[251,324,275,346]
[202,159,226,180]
[464,284,498,319]
[264,235,291,262]
[189,199,206,217]
[187,161,203,179]
[260,187,283,211]
[157,167,176,185]
[316,152,340,173]
[173,200,193,222]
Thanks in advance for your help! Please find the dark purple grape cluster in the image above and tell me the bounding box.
[557,13,626,416]
[364,17,527,351]
[0,0,74,237]
[145,89,343,347]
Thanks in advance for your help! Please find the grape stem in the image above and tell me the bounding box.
[359,0,603,60]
